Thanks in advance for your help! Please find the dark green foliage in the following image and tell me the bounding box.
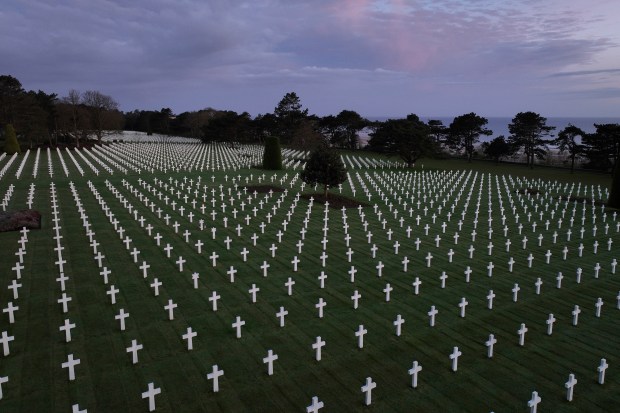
[3,123,20,154]
[609,161,620,208]
[274,92,309,144]
[0,74,24,127]
[300,145,347,197]
[508,112,555,169]
[427,119,447,144]
[582,123,620,172]
[481,136,513,163]
[262,136,283,170]
[447,112,492,162]
[554,124,586,173]
[202,111,253,143]
[318,110,368,149]
[367,114,437,167]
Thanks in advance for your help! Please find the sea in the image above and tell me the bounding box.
[360,116,620,145]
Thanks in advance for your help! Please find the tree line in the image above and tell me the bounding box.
[1,74,619,173]
[0,75,123,151]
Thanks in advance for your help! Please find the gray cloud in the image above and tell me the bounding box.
[549,68,620,77]
[0,0,619,116]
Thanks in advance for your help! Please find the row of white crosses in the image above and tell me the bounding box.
[0,153,18,180]
[525,358,610,412]
[0,184,15,211]
[122,167,617,380]
[305,357,610,411]
[85,180,238,411]
[348,169,617,295]
[116,168,619,334]
[38,182,90,412]
[0,225,32,401]
[1,141,282,179]
[104,140,255,173]
[4,165,608,408]
[144,173,620,410]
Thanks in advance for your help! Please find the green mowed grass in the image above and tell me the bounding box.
[0,147,618,412]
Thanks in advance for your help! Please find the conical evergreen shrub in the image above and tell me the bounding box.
[3,124,21,155]
[262,136,283,170]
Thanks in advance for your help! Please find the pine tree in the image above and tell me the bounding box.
[300,145,347,198]
[262,136,283,170]
[3,123,21,155]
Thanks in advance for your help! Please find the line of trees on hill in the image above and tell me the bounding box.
[0,75,124,151]
[1,74,619,173]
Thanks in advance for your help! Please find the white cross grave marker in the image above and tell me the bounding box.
[306,396,324,413]
[182,327,197,350]
[361,377,376,406]
[62,353,80,381]
[428,306,438,327]
[0,331,14,356]
[598,358,608,384]
[164,300,177,320]
[141,382,161,412]
[232,316,245,338]
[528,391,541,413]
[312,336,326,361]
[276,307,288,327]
[518,323,528,346]
[565,373,577,402]
[59,319,76,343]
[546,314,556,335]
[263,349,278,376]
[126,339,143,364]
[393,314,405,336]
[207,365,224,392]
[449,347,462,372]
[408,361,422,388]
[486,334,497,358]
[355,324,367,348]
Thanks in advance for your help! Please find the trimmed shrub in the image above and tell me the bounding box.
[300,145,347,197]
[4,124,21,155]
[262,136,283,170]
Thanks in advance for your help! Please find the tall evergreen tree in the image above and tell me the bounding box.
[274,92,308,144]
[554,124,585,173]
[368,114,436,167]
[447,113,492,162]
[508,112,555,169]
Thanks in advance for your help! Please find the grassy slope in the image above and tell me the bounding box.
[0,147,618,412]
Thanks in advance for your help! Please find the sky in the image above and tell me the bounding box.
[1,0,619,118]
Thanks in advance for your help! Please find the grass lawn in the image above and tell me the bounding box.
[0,144,618,412]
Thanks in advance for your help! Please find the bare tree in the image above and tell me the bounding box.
[82,90,120,143]
[62,89,82,147]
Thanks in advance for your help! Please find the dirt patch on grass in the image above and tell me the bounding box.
[244,185,285,193]
[516,188,540,195]
[300,193,370,209]
[0,210,41,232]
